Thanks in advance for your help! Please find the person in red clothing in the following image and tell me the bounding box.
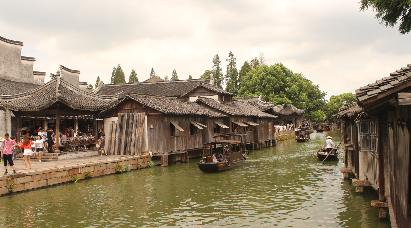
[19,130,34,169]
[2,133,17,175]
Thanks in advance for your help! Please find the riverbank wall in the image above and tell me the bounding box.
[0,154,151,196]
[275,130,295,142]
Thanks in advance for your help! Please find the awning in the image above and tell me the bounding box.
[190,121,204,130]
[194,121,207,128]
[171,121,184,132]
[245,121,259,126]
[232,121,248,127]
[191,121,207,129]
[215,121,229,129]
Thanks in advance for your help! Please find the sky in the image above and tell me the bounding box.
[1,0,410,98]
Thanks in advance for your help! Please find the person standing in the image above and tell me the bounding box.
[2,133,17,175]
[19,130,34,170]
[34,136,44,162]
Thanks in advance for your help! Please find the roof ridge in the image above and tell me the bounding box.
[0,35,23,46]
[59,65,80,74]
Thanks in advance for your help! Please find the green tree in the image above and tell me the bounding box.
[360,0,411,34]
[238,63,326,121]
[324,93,356,121]
[129,69,138,83]
[188,75,193,80]
[212,54,223,88]
[114,64,126,84]
[110,67,116,84]
[110,65,126,84]
[238,61,251,91]
[250,57,261,69]
[225,51,239,94]
[95,76,101,88]
[171,69,179,81]
[200,70,212,81]
[150,68,156,78]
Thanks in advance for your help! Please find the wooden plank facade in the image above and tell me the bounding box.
[338,65,411,227]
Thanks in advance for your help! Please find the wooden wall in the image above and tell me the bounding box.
[381,106,411,227]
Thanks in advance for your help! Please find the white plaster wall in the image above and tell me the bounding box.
[0,110,11,137]
[60,68,80,87]
[0,42,35,83]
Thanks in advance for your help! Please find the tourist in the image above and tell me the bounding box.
[2,133,17,175]
[19,130,34,169]
[324,136,335,152]
[47,129,54,153]
[34,136,44,162]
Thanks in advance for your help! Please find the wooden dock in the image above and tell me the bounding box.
[0,154,151,196]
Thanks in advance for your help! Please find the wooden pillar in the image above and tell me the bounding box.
[43,119,48,130]
[15,116,22,141]
[74,118,79,135]
[144,115,149,154]
[55,112,61,153]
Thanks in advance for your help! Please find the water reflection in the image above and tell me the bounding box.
[0,132,389,227]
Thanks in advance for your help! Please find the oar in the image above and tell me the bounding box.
[322,142,341,163]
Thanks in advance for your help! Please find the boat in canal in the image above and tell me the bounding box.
[317,148,339,161]
[198,134,247,173]
[295,128,310,142]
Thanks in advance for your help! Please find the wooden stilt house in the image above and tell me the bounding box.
[338,64,411,227]
[100,94,227,164]
[195,97,277,149]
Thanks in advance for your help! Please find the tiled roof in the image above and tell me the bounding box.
[0,78,115,112]
[0,35,23,46]
[336,103,363,119]
[143,76,164,83]
[21,56,36,61]
[356,64,411,105]
[272,104,304,116]
[96,80,231,97]
[240,97,275,112]
[0,78,40,95]
[60,65,80,74]
[240,98,304,116]
[196,97,276,118]
[110,94,225,117]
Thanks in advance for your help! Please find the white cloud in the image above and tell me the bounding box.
[0,0,410,97]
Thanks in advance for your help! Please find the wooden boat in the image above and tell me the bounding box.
[317,148,338,161]
[295,128,310,142]
[198,134,247,173]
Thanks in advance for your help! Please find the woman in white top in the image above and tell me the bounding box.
[34,136,44,162]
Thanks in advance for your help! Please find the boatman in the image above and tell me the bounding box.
[325,136,335,152]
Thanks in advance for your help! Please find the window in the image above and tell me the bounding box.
[190,123,198,135]
[214,125,221,133]
[170,123,176,137]
[358,119,377,152]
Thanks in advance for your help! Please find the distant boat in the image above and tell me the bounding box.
[198,134,246,173]
[295,128,310,142]
[317,148,338,161]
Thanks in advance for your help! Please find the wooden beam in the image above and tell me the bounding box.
[398,92,411,106]
[55,111,61,153]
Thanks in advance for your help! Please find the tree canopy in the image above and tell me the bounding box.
[200,54,223,88]
[188,75,193,80]
[95,76,101,88]
[324,93,357,121]
[111,64,126,84]
[129,69,139,83]
[360,0,411,34]
[225,51,239,94]
[150,68,156,78]
[171,69,179,81]
[212,54,223,88]
[238,63,326,122]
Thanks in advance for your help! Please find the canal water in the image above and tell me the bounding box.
[0,132,390,227]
